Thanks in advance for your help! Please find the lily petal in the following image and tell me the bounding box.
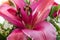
[22,21,56,40]
[11,0,30,24]
[0,4,25,28]
[7,29,27,40]
[11,0,26,9]
[32,0,54,25]
[30,0,41,11]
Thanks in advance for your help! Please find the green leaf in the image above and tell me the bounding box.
[57,5,60,10]
[0,33,6,40]
[56,34,60,40]
[49,6,57,18]
[49,19,60,31]
[0,23,3,27]
[49,5,60,18]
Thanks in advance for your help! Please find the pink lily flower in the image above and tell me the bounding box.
[53,2,58,6]
[53,10,60,17]
[53,2,60,17]
[0,0,56,40]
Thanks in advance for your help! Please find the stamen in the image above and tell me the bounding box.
[24,5,32,16]
[8,0,15,7]
[16,8,22,18]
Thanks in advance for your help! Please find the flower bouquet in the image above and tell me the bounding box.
[0,0,60,40]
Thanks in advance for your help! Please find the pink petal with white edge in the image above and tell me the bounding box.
[22,21,56,40]
[0,4,25,28]
[11,0,26,9]
[30,0,42,11]
[7,29,27,40]
[32,0,54,24]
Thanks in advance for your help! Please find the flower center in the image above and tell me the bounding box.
[16,0,33,29]
[27,37,32,40]
[26,24,33,29]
